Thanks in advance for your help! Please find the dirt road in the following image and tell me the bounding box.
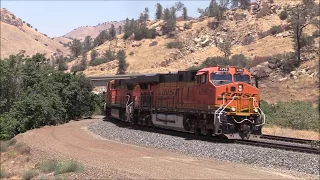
[16,117,305,179]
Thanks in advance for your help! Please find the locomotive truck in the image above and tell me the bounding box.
[103,65,265,140]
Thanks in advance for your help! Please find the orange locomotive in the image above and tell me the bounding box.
[104,65,265,140]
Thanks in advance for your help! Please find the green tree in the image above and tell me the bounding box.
[90,49,98,62]
[80,53,87,71]
[117,50,127,74]
[163,8,171,21]
[123,18,130,35]
[143,7,150,21]
[94,30,110,46]
[174,1,185,11]
[208,0,223,20]
[279,9,288,20]
[155,3,163,19]
[163,7,177,35]
[0,52,97,140]
[104,50,116,61]
[287,0,318,65]
[56,55,68,71]
[118,25,122,34]
[109,24,116,39]
[217,36,232,59]
[82,36,93,53]
[70,39,82,58]
[182,7,188,20]
[231,0,251,9]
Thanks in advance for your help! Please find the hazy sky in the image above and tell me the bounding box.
[2,1,210,38]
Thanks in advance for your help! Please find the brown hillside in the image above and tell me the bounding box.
[63,21,125,41]
[0,8,70,59]
[68,0,319,103]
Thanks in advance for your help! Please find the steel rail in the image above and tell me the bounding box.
[235,140,320,155]
[260,134,314,144]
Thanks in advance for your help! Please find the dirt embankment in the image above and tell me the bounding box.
[1,117,317,179]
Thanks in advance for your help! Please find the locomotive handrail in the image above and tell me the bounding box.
[214,95,225,122]
[253,97,265,126]
[215,96,237,124]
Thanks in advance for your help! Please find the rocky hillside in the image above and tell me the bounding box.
[63,21,125,41]
[67,0,318,103]
[0,8,70,59]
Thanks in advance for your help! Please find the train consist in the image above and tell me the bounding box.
[103,66,265,140]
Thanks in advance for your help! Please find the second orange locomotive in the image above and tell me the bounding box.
[104,65,265,140]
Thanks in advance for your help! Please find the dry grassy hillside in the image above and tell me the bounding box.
[63,21,125,41]
[80,7,318,74]
[0,8,70,59]
[68,0,318,103]
[52,36,72,45]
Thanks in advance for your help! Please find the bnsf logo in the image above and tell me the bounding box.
[219,92,258,99]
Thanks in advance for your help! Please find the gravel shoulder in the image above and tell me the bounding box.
[15,116,319,179]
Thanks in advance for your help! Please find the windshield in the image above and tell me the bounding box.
[234,74,251,84]
[210,73,232,85]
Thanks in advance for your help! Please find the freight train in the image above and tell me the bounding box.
[103,66,265,140]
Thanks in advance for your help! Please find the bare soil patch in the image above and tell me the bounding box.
[1,117,317,179]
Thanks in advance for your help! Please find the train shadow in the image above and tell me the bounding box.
[102,116,234,144]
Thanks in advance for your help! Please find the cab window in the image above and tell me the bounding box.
[210,73,232,85]
[234,74,251,84]
[196,74,207,84]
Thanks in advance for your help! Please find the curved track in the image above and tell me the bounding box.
[260,134,314,144]
[16,117,301,180]
[105,117,320,155]
[235,140,320,154]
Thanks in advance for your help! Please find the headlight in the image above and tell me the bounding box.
[231,107,236,111]
[254,108,258,113]
[238,85,243,92]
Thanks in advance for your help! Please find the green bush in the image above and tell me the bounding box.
[258,31,271,39]
[15,142,31,154]
[54,161,84,175]
[301,34,315,48]
[187,54,251,70]
[37,160,59,173]
[261,100,319,131]
[312,30,320,38]
[231,54,250,67]
[187,65,202,71]
[89,58,110,66]
[184,22,192,29]
[0,168,8,178]
[22,169,39,180]
[270,25,283,35]
[279,10,288,20]
[0,53,97,140]
[166,41,184,50]
[271,52,296,73]
[0,138,17,152]
[242,35,254,45]
[104,50,116,61]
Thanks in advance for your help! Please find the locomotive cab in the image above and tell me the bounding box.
[195,66,265,139]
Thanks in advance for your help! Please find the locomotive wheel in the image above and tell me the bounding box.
[206,128,213,137]
[194,127,201,136]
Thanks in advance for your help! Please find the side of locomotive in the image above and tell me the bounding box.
[104,66,265,140]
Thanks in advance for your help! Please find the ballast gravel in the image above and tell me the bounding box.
[88,120,320,176]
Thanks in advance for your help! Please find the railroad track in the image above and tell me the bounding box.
[235,140,320,155]
[103,117,320,155]
[260,134,313,144]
